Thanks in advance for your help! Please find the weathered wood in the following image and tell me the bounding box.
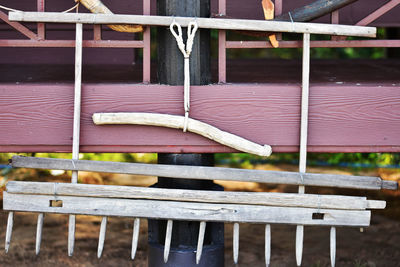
[9,12,376,37]
[296,225,304,266]
[296,32,311,267]
[164,220,173,263]
[131,218,140,260]
[97,216,107,258]
[265,224,271,267]
[36,213,44,255]
[196,221,206,264]
[6,181,386,210]
[11,156,397,190]
[68,22,83,258]
[68,215,76,257]
[330,227,336,267]
[5,212,14,253]
[93,112,272,157]
[233,222,239,264]
[3,192,372,226]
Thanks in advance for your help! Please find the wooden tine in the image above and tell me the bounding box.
[5,212,14,253]
[97,216,108,258]
[233,222,239,264]
[330,227,336,267]
[68,21,83,257]
[196,221,206,264]
[296,32,311,267]
[36,213,44,255]
[68,215,76,256]
[296,225,304,266]
[265,224,271,267]
[164,220,173,263]
[131,218,140,260]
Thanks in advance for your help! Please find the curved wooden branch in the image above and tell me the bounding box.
[78,0,143,33]
[92,112,272,157]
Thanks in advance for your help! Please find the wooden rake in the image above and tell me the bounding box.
[4,11,392,266]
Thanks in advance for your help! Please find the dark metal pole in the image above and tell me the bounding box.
[148,0,224,266]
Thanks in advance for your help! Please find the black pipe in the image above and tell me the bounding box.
[149,0,224,266]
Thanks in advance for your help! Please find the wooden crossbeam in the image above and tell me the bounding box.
[9,12,376,37]
[10,156,398,190]
[6,181,386,210]
[3,192,371,226]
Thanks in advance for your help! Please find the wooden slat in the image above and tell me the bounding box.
[296,31,311,267]
[9,12,376,37]
[10,156,397,190]
[1,83,399,153]
[6,181,386,210]
[3,192,371,226]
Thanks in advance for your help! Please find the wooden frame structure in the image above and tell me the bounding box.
[1,1,399,266]
[2,9,398,266]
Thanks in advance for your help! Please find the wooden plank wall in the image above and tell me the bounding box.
[1,83,399,153]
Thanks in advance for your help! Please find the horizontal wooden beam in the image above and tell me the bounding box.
[3,192,371,226]
[10,156,398,190]
[6,181,385,210]
[0,83,399,153]
[9,12,376,37]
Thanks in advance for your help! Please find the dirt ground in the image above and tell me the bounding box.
[0,164,399,267]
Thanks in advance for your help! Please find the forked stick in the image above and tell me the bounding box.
[93,112,272,157]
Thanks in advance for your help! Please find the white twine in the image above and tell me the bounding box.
[169,19,198,132]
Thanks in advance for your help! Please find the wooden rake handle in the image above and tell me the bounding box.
[93,112,272,157]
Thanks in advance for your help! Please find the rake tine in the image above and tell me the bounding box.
[296,225,304,266]
[97,216,108,258]
[36,213,44,255]
[131,218,140,260]
[233,222,239,264]
[196,221,206,264]
[265,224,271,267]
[5,212,14,253]
[164,220,173,263]
[68,215,76,256]
[330,227,336,267]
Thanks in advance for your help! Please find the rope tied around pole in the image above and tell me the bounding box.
[169,19,198,132]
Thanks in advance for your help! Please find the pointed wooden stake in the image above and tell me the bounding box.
[196,221,206,264]
[265,224,271,267]
[164,220,173,263]
[68,22,83,258]
[296,225,304,266]
[330,227,336,267]
[131,218,140,260]
[233,222,240,264]
[36,213,44,255]
[97,216,107,258]
[68,215,76,256]
[5,212,14,253]
[296,32,310,267]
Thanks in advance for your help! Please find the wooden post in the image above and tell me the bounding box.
[148,1,223,266]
